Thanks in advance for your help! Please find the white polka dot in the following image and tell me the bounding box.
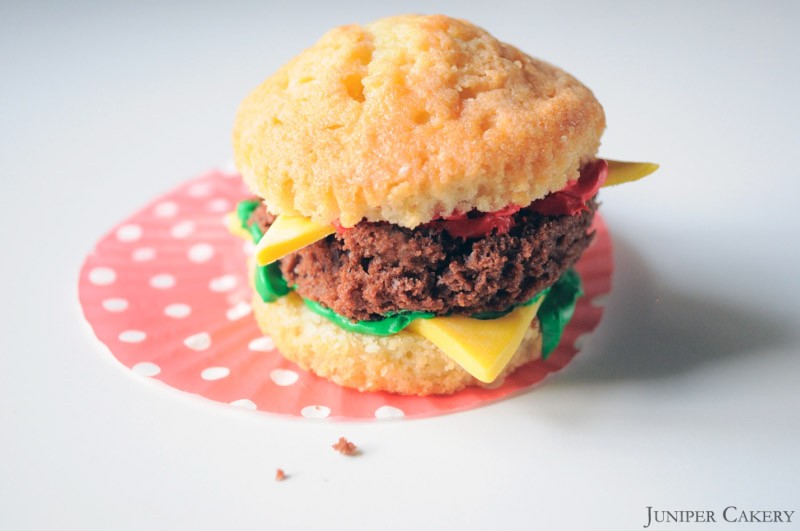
[170,221,195,239]
[242,240,255,256]
[187,243,214,263]
[132,247,156,262]
[153,201,178,218]
[201,366,229,380]
[119,330,146,343]
[270,369,299,386]
[188,182,213,197]
[226,301,252,321]
[591,294,609,308]
[301,405,331,419]
[230,399,257,410]
[209,275,237,292]
[573,333,591,351]
[164,303,191,319]
[132,362,160,377]
[149,273,176,289]
[89,267,116,285]
[101,298,128,312]
[184,332,211,351]
[375,406,405,419]
[207,198,231,213]
[248,337,274,352]
[115,224,142,242]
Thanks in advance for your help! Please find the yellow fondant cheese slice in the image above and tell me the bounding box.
[255,214,336,266]
[407,298,545,383]
[603,159,659,187]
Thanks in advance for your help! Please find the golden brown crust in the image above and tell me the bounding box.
[233,14,605,228]
[252,291,542,396]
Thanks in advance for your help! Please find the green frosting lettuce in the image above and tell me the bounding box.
[237,200,265,242]
[254,262,291,302]
[236,199,261,231]
[248,223,264,243]
[235,200,583,354]
[303,298,435,336]
[302,289,550,337]
[537,268,583,359]
[238,199,289,302]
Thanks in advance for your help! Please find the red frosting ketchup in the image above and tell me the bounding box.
[530,159,608,217]
[335,159,607,239]
[425,204,521,239]
[428,159,607,238]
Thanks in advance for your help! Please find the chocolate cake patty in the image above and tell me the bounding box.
[248,201,597,321]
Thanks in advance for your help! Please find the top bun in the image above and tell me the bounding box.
[233,14,605,228]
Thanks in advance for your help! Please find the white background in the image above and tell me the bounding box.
[2,1,799,530]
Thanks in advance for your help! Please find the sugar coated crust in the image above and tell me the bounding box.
[233,14,605,228]
[252,292,542,396]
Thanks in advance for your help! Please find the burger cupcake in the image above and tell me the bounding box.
[229,15,656,395]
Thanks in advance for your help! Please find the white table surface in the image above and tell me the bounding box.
[2,2,799,530]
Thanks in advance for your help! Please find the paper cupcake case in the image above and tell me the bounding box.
[78,169,613,420]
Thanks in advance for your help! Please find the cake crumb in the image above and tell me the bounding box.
[332,437,358,456]
[275,468,286,481]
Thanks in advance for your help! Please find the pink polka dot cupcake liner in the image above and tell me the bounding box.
[78,169,613,420]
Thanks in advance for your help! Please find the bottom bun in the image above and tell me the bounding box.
[252,291,542,396]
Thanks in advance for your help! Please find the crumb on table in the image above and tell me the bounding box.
[332,437,358,456]
[275,468,286,481]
